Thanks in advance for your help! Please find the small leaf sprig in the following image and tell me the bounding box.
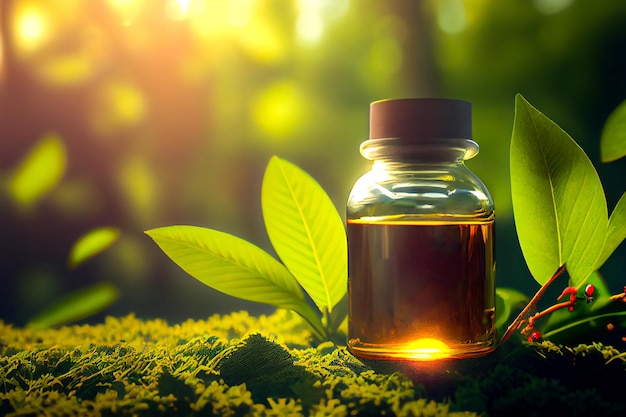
[501,265,597,343]
[146,156,347,342]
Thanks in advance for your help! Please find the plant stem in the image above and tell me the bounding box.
[500,264,567,343]
[522,300,573,334]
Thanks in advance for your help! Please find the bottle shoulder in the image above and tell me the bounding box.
[347,165,494,220]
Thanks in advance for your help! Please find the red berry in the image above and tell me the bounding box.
[585,284,595,298]
[528,330,542,343]
[568,306,574,312]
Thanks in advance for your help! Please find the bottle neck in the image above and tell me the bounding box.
[360,138,479,163]
[370,160,463,174]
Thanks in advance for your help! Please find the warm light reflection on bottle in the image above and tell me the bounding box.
[403,338,450,361]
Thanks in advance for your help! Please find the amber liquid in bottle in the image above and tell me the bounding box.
[347,218,495,360]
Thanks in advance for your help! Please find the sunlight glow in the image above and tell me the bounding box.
[13,3,50,55]
[296,0,350,43]
[177,0,192,15]
[165,0,197,20]
[403,338,450,360]
[189,2,232,40]
[227,0,253,27]
[108,0,146,26]
[297,0,324,43]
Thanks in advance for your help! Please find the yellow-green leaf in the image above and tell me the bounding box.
[8,132,67,208]
[68,227,121,269]
[261,156,347,314]
[145,225,325,338]
[510,94,608,286]
[600,99,626,162]
[595,192,626,269]
[27,282,119,330]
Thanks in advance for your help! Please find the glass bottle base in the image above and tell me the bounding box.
[348,337,495,361]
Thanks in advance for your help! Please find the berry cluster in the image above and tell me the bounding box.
[522,284,595,342]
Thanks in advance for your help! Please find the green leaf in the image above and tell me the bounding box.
[145,225,325,337]
[510,94,608,286]
[7,132,67,209]
[495,287,528,330]
[600,99,626,162]
[27,282,119,330]
[595,192,626,269]
[261,156,347,313]
[326,293,348,333]
[68,227,121,269]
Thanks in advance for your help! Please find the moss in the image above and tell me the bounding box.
[1,311,625,416]
[452,341,626,416]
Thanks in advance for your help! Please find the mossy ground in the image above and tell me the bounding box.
[1,310,625,416]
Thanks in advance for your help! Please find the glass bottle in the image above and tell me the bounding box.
[347,98,495,361]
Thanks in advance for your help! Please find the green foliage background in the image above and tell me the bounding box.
[1,0,626,325]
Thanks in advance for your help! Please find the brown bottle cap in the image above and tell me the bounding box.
[369,98,472,140]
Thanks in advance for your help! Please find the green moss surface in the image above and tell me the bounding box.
[1,310,625,416]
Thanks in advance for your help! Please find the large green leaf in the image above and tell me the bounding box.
[510,94,608,285]
[261,156,347,313]
[595,192,626,269]
[8,132,66,209]
[145,225,325,337]
[600,99,626,162]
[68,227,121,269]
[28,282,119,330]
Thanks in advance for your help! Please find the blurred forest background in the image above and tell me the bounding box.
[1,0,626,326]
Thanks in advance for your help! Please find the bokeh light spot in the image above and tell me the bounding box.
[68,227,121,269]
[227,0,254,27]
[117,156,159,223]
[189,2,232,41]
[533,0,574,15]
[8,132,67,210]
[238,19,286,64]
[108,0,147,26]
[437,0,467,34]
[37,54,95,86]
[90,80,147,136]
[252,80,305,141]
[297,0,324,43]
[12,1,51,56]
[165,0,200,20]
